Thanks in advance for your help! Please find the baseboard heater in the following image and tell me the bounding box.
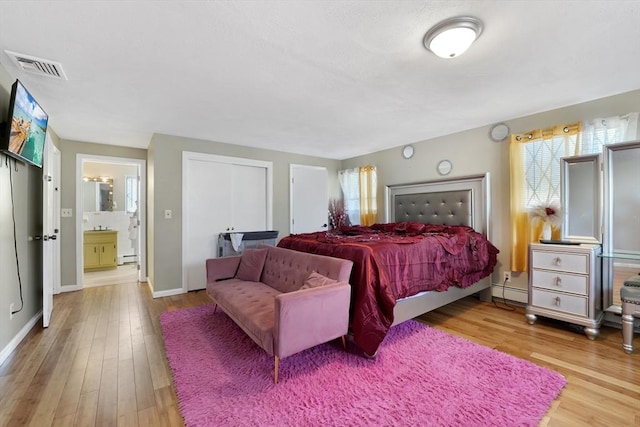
[118,254,138,265]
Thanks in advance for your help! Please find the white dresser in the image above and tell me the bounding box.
[526,243,603,339]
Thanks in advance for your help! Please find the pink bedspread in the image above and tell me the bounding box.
[277,222,499,356]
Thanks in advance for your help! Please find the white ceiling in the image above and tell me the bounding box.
[0,1,639,160]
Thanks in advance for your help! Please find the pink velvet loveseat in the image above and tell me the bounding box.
[205,245,353,383]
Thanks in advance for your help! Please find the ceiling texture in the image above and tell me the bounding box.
[0,1,639,160]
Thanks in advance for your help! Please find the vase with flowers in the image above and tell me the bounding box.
[530,202,562,240]
[328,198,348,229]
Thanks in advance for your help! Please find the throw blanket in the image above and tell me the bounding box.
[278,222,499,356]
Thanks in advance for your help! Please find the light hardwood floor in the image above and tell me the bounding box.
[1,282,638,426]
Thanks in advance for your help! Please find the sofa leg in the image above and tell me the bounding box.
[274,356,279,384]
[341,335,346,350]
[213,304,217,314]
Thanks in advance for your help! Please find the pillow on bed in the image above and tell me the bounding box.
[300,271,338,290]
[235,248,268,282]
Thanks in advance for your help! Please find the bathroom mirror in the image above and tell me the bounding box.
[83,177,114,211]
[560,153,601,244]
[602,140,640,311]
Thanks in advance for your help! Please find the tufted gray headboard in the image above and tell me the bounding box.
[385,174,491,236]
[394,189,472,226]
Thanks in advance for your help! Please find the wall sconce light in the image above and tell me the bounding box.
[423,16,483,59]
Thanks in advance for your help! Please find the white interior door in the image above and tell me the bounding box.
[184,159,231,291]
[42,135,60,327]
[232,164,268,231]
[182,152,273,292]
[290,165,328,234]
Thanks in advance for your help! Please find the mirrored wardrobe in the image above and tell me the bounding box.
[559,140,640,322]
[602,140,640,313]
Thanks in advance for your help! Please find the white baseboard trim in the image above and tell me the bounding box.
[491,283,528,304]
[0,310,43,367]
[152,287,185,299]
[148,277,186,299]
[59,284,80,293]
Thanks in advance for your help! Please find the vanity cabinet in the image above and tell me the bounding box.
[526,243,603,339]
[84,231,117,271]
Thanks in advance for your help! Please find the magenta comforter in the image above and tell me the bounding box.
[277,222,499,356]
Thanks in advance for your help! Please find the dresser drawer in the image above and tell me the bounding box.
[531,250,588,274]
[531,270,588,295]
[531,289,588,317]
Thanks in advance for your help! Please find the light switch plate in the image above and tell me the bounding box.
[61,208,73,217]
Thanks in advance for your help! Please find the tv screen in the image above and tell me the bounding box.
[1,79,48,168]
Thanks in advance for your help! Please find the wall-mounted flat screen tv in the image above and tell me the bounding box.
[0,79,48,168]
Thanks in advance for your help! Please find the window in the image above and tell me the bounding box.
[510,113,638,272]
[338,168,360,225]
[522,131,577,210]
[338,165,378,226]
[125,175,138,214]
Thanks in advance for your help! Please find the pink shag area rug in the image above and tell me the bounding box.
[160,305,566,427]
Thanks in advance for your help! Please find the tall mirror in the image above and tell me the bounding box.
[602,140,640,311]
[560,153,601,243]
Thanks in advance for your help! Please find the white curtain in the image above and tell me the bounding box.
[338,168,360,225]
[580,112,639,154]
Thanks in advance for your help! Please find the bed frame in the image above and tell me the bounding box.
[384,173,493,325]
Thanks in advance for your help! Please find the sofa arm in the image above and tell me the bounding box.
[206,256,241,283]
[274,282,351,359]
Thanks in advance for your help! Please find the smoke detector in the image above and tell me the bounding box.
[4,50,67,80]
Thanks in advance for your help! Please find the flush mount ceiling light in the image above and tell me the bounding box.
[423,16,483,59]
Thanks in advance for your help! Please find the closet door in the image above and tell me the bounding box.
[232,164,268,231]
[182,152,272,292]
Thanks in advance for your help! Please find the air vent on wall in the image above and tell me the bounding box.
[4,50,67,80]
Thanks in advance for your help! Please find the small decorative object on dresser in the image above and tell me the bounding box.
[530,202,562,241]
[526,243,603,339]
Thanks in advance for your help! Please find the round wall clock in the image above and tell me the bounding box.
[402,145,415,159]
[489,123,510,142]
[437,159,452,176]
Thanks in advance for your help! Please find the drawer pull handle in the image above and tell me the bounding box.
[555,277,562,286]
[554,296,561,306]
[554,257,562,266]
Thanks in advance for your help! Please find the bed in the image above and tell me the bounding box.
[278,174,498,356]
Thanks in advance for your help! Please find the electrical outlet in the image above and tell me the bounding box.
[9,303,14,320]
[503,271,511,283]
[164,209,173,219]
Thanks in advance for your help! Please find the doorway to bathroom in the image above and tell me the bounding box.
[76,154,147,288]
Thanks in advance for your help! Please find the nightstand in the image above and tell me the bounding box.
[525,243,603,339]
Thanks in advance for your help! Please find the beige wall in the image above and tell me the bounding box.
[147,133,342,293]
[342,90,640,290]
[0,66,46,355]
[58,139,147,287]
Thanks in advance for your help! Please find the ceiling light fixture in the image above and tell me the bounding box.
[423,16,483,59]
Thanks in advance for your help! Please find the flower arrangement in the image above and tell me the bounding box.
[328,198,348,229]
[529,201,562,227]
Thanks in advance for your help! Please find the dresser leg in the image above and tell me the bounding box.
[525,313,537,325]
[584,326,599,340]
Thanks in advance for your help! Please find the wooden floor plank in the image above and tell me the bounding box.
[1,268,639,427]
